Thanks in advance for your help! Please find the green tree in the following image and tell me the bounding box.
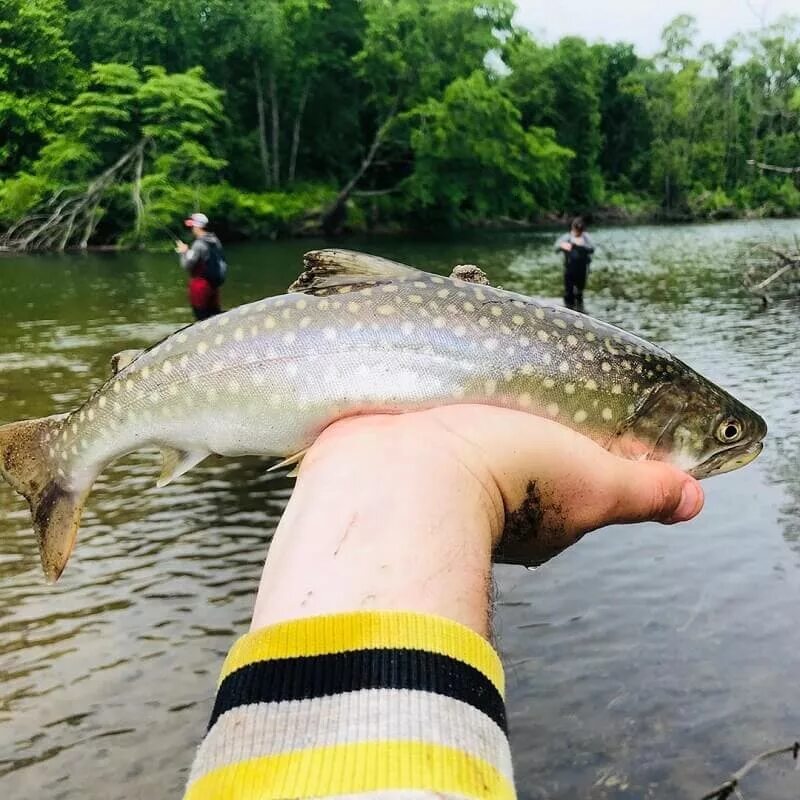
[0,0,77,175]
[404,71,572,224]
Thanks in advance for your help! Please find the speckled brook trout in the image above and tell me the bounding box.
[0,249,766,582]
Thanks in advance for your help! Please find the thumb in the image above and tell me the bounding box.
[605,458,704,527]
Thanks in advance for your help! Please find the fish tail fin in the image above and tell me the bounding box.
[0,415,86,582]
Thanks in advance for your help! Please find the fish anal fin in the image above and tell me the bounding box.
[289,250,423,295]
[110,349,143,375]
[157,447,208,488]
[268,448,309,476]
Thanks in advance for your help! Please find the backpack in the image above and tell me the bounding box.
[203,236,228,287]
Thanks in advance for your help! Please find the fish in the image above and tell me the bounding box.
[0,249,767,582]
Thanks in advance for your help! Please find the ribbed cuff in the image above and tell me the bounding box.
[185,611,514,800]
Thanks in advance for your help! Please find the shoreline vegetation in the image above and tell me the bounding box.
[2,2,800,251]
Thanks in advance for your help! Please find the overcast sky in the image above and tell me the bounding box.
[514,0,799,54]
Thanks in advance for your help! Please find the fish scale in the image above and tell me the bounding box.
[0,249,766,582]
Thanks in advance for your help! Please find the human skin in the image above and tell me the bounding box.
[251,405,704,638]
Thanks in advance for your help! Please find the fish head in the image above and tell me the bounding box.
[613,373,767,479]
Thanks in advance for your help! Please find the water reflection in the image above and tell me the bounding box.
[0,219,798,798]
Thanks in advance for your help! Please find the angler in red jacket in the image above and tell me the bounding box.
[175,212,226,320]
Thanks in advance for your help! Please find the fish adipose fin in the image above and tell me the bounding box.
[110,349,143,375]
[290,250,424,295]
[0,415,89,583]
[157,447,209,488]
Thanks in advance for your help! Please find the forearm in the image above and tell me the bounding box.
[185,417,513,800]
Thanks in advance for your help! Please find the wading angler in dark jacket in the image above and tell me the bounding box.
[555,216,595,311]
[175,212,227,320]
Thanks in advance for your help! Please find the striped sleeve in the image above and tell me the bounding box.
[184,611,515,800]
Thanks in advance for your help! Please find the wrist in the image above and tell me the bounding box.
[251,416,501,637]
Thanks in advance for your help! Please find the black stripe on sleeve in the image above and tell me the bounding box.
[208,648,507,733]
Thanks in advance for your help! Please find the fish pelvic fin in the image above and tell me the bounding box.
[0,415,87,583]
[290,250,424,295]
[267,448,309,477]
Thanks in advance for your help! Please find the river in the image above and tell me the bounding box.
[1,219,798,799]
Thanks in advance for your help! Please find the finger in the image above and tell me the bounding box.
[603,458,704,527]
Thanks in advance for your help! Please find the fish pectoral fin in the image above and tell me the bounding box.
[110,349,143,375]
[157,447,209,488]
[267,448,309,476]
[289,250,423,294]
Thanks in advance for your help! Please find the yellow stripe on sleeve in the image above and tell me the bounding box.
[184,739,515,800]
[219,611,504,695]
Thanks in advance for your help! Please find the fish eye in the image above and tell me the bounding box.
[716,418,743,444]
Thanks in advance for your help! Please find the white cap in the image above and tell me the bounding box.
[184,212,209,229]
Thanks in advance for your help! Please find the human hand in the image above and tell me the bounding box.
[560,242,573,252]
[252,406,703,634]
[175,240,188,254]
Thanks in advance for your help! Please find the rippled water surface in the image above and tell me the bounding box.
[1,220,798,799]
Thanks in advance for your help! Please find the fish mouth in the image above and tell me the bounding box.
[689,440,764,479]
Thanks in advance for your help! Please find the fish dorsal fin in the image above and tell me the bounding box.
[289,249,424,295]
[110,349,143,375]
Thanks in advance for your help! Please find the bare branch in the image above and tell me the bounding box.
[700,741,799,799]
[746,158,800,174]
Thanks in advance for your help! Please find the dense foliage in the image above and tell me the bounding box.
[2,1,800,246]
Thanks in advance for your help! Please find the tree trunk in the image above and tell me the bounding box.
[288,81,310,184]
[254,60,271,189]
[321,106,397,233]
[269,70,280,187]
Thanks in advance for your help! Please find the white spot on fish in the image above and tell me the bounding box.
[565,383,575,394]
[537,330,549,342]
[454,325,466,337]
[478,317,490,328]
[543,378,555,389]
[612,384,622,395]
[573,410,588,423]
[554,318,567,329]
[463,301,475,312]
[177,332,188,343]
[573,319,584,329]
[87,409,95,421]
[521,364,534,376]
[546,403,559,417]
[219,316,229,327]
[559,361,570,373]
[413,281,427,289]
[347,302,360,314]
[585,332,596,342]
[490,306,502,317]
[198,342,209,355]
[409,295,423,304]
[141,367,151,379]
[113,382,121,395]
[437,289,449,299]
[485,379,497,396]
[337,285,352,294]
[484,338,498,351]
[433,317,446,329]
[378,304,396,315]
[518,393,532,408]
[149,391,160,404]
[297,299,308,309]
[602,362,612,372]
[299,316,311,329]
[534,308,545,320]
[602,407,614,421]
[234,327,244,341]
[169,385,179,397]
[512,315,524,326]
[503,369,514,382]
[627,403,636,415]
[567,335,578,346]
[264,317,276,330]
[585,379,598,390]
[98,396,107,409]
[583,350,594,360]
